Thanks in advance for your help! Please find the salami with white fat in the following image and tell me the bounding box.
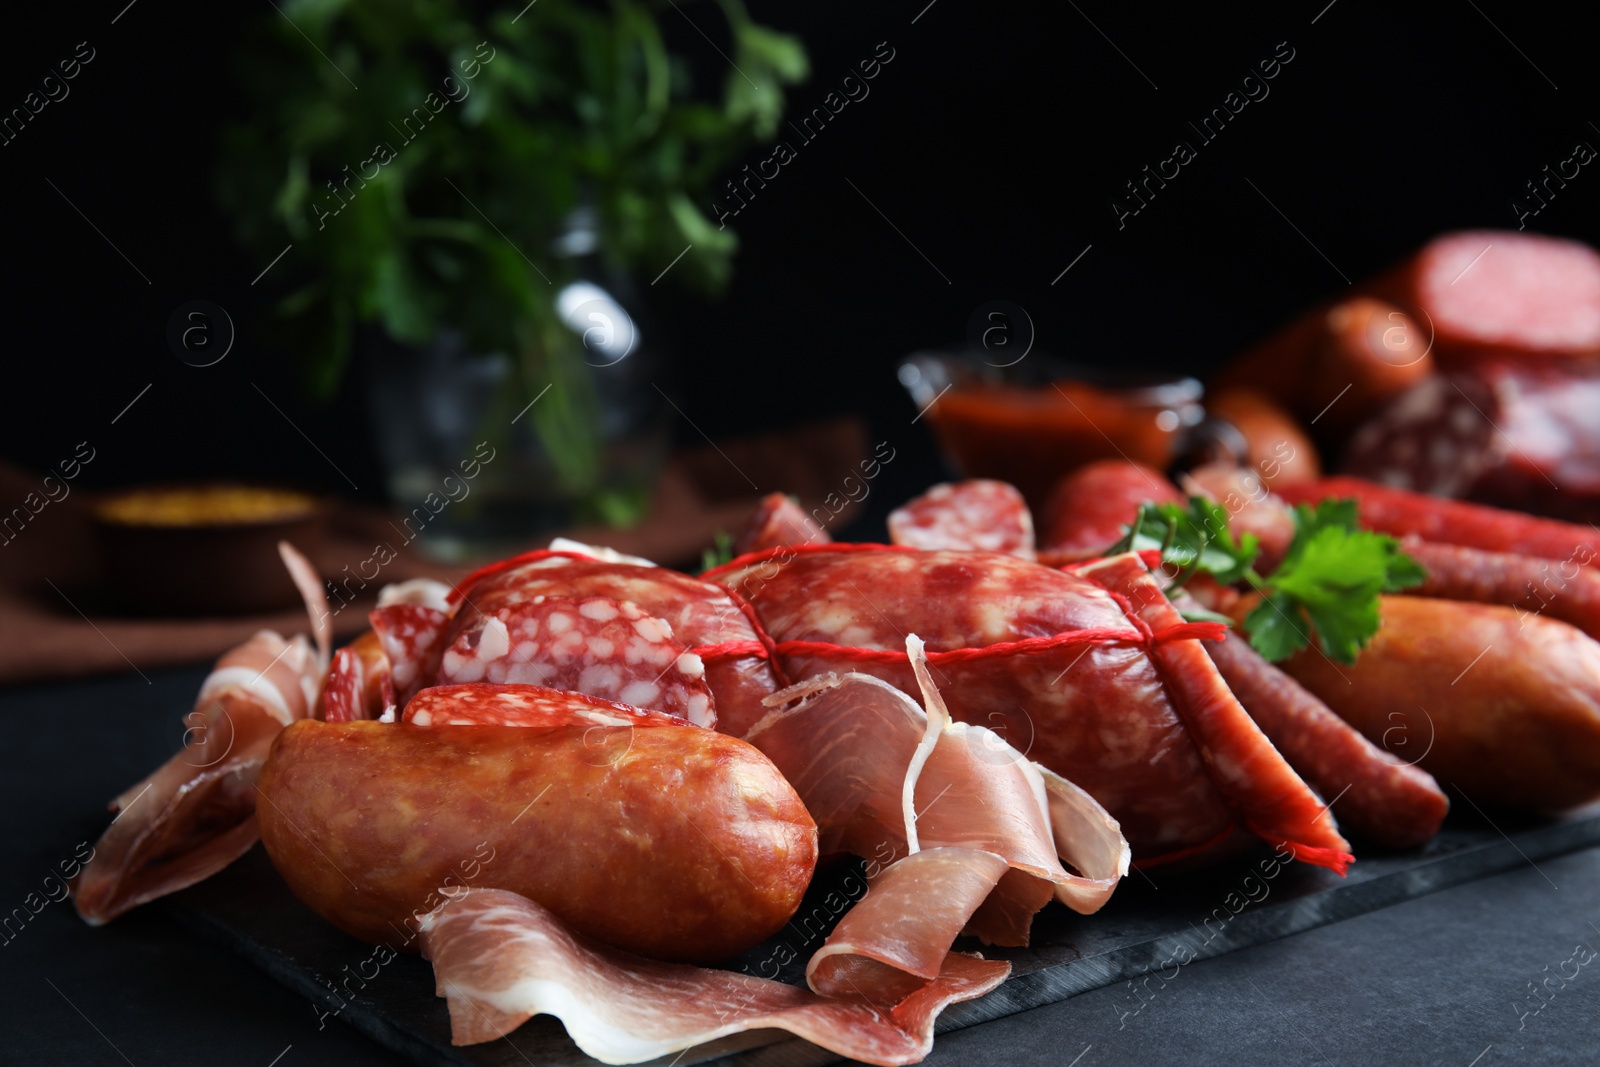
[435,595,714,726]
[887,480,1036,559]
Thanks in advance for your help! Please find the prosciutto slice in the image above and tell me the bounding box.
[75,546,330,923]
[419,889,1008,1064]
[747,637,1126,971]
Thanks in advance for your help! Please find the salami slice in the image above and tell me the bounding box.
[368,603,450,708]
[437,595,714,727]
[1341,361,1600,520]
[1039,460,1181,557]
[733,493,830,555]
[448,553,782,735]
[402,682,690,729]
[887,480,1036,559]
[1369,230,1600,364]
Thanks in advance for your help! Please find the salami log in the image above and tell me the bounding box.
[256,711,817,963]
[709,546,1351,870]
[887,480,1036,559]
[1367,230,1600,365]
[1400,536,1600,641]
[1039,460,1181,558]
[1277,476,1600,564]
[1202,634,1448,848]
[1279,596,1600,811]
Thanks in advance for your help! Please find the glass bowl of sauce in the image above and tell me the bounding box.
[899,352,1204,508]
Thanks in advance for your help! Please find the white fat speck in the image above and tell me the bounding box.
[587,636,615,659]
[578,663,623,694]
[547,613,573,634]
[411,709,433,727]
[631,617,671,642]
[675,652,705,680]
[479,617,511,660]
[376,578,454,613]
[619,680,661,707]
[1450,406,1481,434]
[684,693,711,724]
[548,537,658,567]
[578,599,620,622]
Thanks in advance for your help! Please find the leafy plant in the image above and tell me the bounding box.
[1111,496,1425,664]
[216,0,806,497]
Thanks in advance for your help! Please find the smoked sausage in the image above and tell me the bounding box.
[1278,596,1600,811]
[256,711,817,963]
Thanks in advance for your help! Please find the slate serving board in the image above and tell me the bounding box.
[168,803,1600,1067]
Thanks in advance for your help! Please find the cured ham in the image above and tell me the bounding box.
[418,889,1008,1063]
[74,544,329,924]
[709,545,1351,871]
[887,479,1036,559]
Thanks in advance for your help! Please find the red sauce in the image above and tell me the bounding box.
[925,379,1198,508]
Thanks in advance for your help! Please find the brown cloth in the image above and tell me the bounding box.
[0,418,868,687]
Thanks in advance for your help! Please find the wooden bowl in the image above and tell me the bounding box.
[92,485,328,616]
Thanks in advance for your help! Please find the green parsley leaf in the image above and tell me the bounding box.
[1109,497,1261,588]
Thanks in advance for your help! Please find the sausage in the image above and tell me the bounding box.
[733,493,830,555]
[1203,388,1320,488]
[1339,373,1496,498]
[256,715,817,963]
[1401,537,1600,641]
[887,479,1036,559]
[1276,476,1600,565]
[1202,634,1448,848]
[1039,459,1180,557]
[1366,230,1600,365]
[1307,298,1434,439]
[1278,596,1600,811]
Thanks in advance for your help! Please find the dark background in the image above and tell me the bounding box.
[2,0,1596,503]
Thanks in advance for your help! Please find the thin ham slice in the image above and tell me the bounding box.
[419,889,1009,1063]
[746,636,1127,962]
[75,543,332,923]
[74,632,323,924]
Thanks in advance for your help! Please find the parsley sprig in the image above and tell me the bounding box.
[1109,497,1425,664]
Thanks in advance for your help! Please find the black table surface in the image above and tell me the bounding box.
[5,664,1598,1067]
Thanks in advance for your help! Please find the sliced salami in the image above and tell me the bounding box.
[369,604,450,707]
[318,632,393,723]
[887,479,1036,559]
[1341,361,1600,520]
[733,493,830,555]
[402,682,689,729]
[437,595,714,727]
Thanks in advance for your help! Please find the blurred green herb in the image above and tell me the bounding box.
[698,529,733,573]
[216,0,806,500]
